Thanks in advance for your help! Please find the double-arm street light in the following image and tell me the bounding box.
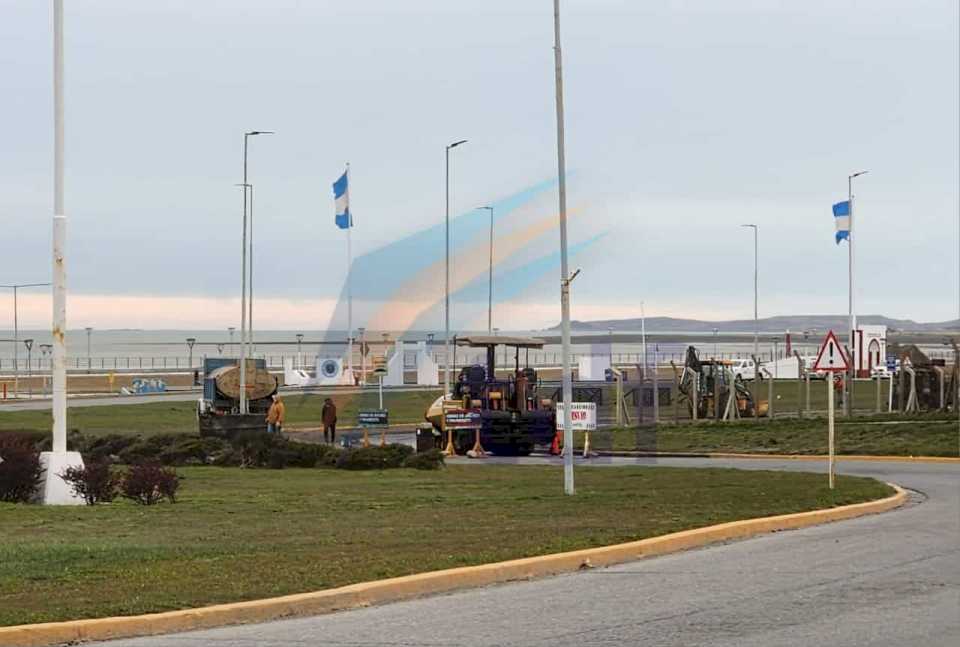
[0,282,51,398]
[444,139,468,397]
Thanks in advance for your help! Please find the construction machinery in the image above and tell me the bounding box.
[425,336,555,455]
[197,357,278,437]
[678,346,766,419]
[890,343,958,412]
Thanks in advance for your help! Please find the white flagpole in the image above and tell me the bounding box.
[346,164,354,382]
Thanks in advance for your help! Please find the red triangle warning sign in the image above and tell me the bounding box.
[812,330,849,372]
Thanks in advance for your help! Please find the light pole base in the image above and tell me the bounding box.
[37,451,85,505]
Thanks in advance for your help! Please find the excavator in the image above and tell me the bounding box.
[678,346,766,419]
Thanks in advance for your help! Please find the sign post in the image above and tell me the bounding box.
[555,402,597,457]
[358,409,388,448]
[812,330,849,489]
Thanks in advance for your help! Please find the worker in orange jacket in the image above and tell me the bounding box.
[266,394,286,435]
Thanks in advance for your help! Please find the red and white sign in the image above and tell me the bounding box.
[812,330,849,373]
[555,402,597,431]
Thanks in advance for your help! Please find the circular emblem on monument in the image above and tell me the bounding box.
[320,359,340,378]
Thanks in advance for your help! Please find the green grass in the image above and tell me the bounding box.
[0,390,441,438]
[0,464,891,626]
[587,414,959,456]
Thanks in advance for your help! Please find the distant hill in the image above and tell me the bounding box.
[550,315,960,334]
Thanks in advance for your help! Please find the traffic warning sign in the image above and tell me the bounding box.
[812,330,849,373]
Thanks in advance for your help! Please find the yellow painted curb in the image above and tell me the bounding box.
[0,485,907,647]
[707,453,960,464]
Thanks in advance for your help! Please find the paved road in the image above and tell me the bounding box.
[87,457,959,647]
[0,385,439,412]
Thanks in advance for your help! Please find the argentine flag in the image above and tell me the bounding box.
[832,200,850,244]
[333,170,351,229]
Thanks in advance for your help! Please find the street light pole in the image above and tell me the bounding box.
[186,337,196,372]
[239,131,272,415]
[295,333,304,369]
[741,224,759,362]
[85,327,92,374]
[24,339,34,398]
[444,139,467,397]
[479,206,495,334]
[0,283,50,399]
[228,326,235,356]
[553,0,575,495]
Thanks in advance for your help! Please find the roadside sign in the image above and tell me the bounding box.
[444,409,482,429]
[358,409,388,427]
[555,402,597,431]
[812,330,849,373]
[811,331,848,490]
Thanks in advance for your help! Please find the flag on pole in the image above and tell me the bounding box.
[333,170,351,229]
[832,200,850,244]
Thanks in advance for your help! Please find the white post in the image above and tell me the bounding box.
[41,0,84,505]
[13,286,18,399]
[554,0,574,495]
[827,375,835,489]
[52,1,66,453]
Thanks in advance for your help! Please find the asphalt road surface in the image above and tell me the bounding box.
[0,385,438,412]
[85,457,959,647]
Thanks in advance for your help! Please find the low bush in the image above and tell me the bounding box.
[159,437,230,466]
[0,436,43,503]
[402,449,445,470]
[120,463,180,505]
[79,434,139,462]
[59,460,121,505]
[335,444,414,471]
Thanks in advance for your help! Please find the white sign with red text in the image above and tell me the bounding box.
[555,402,597,431]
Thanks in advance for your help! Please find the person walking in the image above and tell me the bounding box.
[322,397,337,444]
[266,393,286,435]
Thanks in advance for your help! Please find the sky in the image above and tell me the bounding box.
[1,0,958,331]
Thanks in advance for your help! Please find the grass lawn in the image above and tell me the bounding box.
[588,414,959,457]
[0,390,441,438]
[0,464,891,626]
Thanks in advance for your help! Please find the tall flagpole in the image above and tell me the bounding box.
[52,0,67,454]
[346,163,354,382]
[847,171,867,414]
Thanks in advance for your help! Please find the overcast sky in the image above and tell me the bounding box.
[2,0,957,330]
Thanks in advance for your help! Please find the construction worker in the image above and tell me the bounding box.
[266,394,285,435]
[322,397,338,444]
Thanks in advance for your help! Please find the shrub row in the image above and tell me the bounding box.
[60,461,179,506]
[0,434,180,506]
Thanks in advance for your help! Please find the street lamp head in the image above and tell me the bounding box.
[296,333,304,342]
[24,339,33,351]
[447,139,468,149]
[478,205,493,212]
[741,223,757,229]
[186,337,196,348]
[246,130,275,136]
[850,170,869,179]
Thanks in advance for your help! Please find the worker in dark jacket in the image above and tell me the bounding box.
[321,398,337,444]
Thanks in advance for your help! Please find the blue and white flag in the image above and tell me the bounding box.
[333,170,351,229]
[832,200,850,244]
